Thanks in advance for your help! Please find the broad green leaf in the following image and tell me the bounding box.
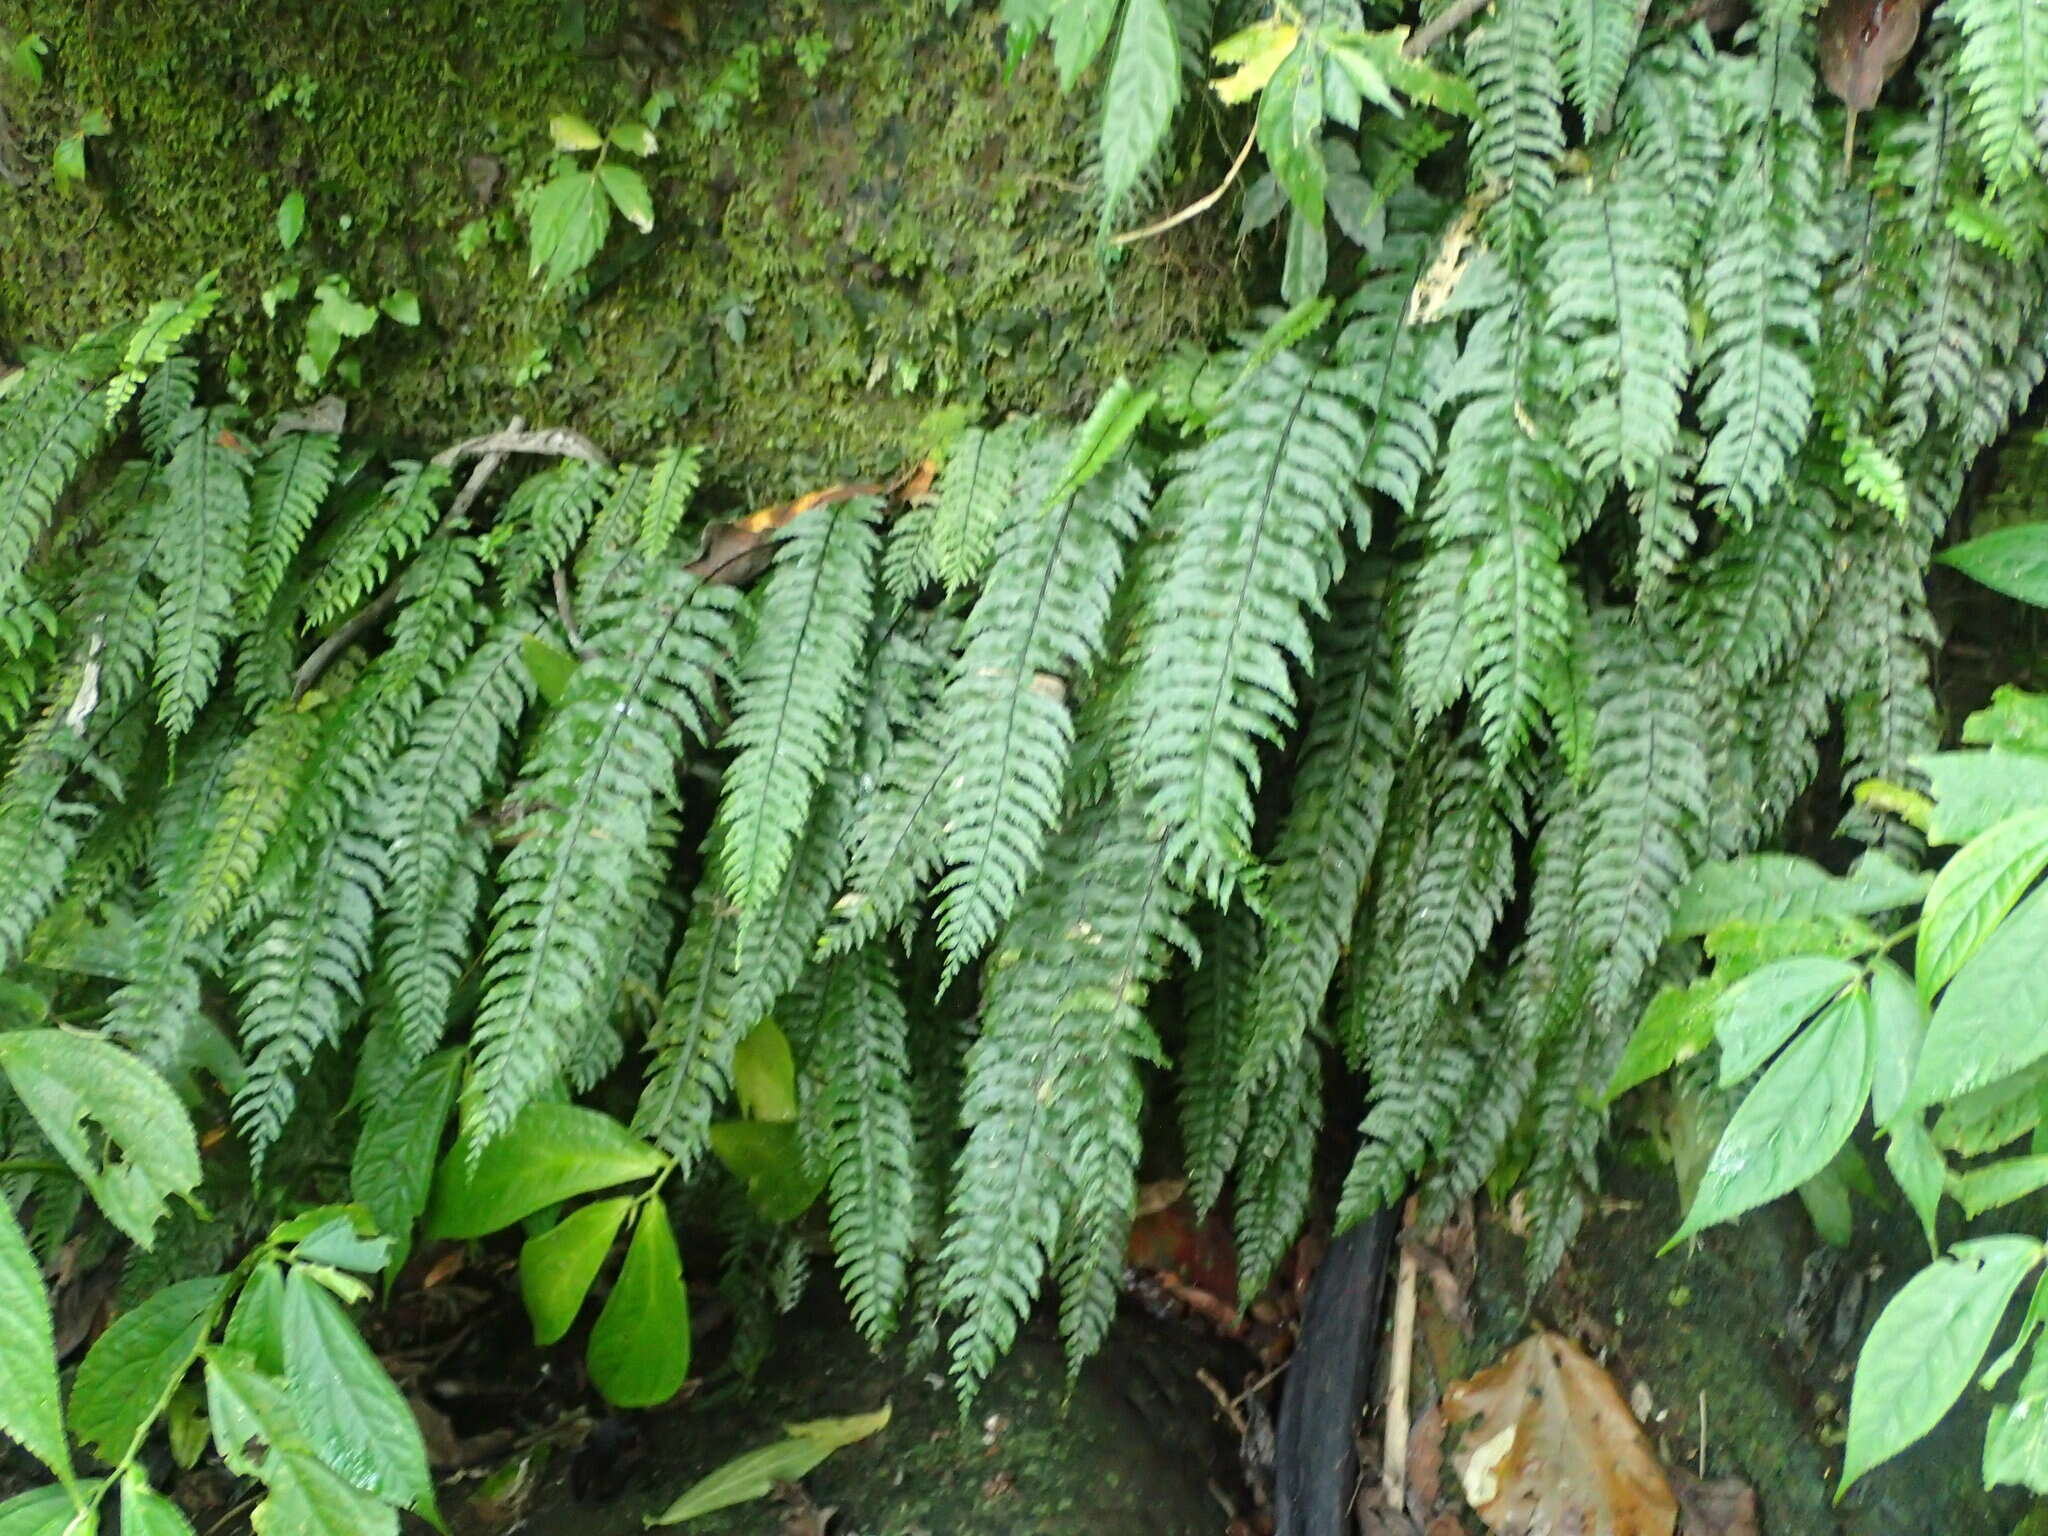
[1211,18,1300,103]
[1711,957,1860,1085]
[1909,886,2048,1109]
[1050,0,1120,88]
[0,1030,202,1249]
[1281,207,1327,305]
[598,163,654,234]
[527,169,611,288]
[1868,959,1927,1128]
[225,1263,287,1376]
[707,1120,825,1222]
[1920,749,2048,845]
[1603,979,1722,1103]
[1050,378,1154,503]
[731,1022,797,1124]
[281,1271,436,1516]
[1330,28,1479,116]
[548,113,603,151]
[1934,1061,2048,1156]
[1673,851,1928,936]
[350,1050,461,1275]
[1797,1160,1853,1248]
[291,1216,393,1276]
[519,1197,630,1346]
[1985,1342,2048,1493]
[251,1449,398,1536]
[52,132,87,192]
[1981,1273,2048,1390]
[1841,1236,2044,1493]
[69,1275,226,1462]
[120,1473,196,1536]
[518,634,580,707]
[378,291,420,327]
[426,1103,664,1239]
[608,119,657,156]
[1918,809,2048,1000]
[1702,914,1882,976]
[1963,687,2048,753]
[165,1380,208,1469]
[1256,48,1326,226]
[0,1202,72,1486]
[277,192,306,251]
[1669,990,1873,1248]
[1884,1117,1945,1256]
[1940,522,2048,608]
[0,1486,92,1536]
[204,1349,301,1477]
[1099,0,1179,216]
[585,1202,689,1408]
[1955,1155,2048,1218]
[648,1404,889,1524]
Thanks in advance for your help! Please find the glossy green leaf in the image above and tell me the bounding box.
[426,1103,664,1239]
[1050,0,1119,87]
[585,1202,689,1408]
[1257,47,1326,226]
[350,1050,461,1274]
[1920,749,2048,845]
[0,1029,202,1249]
[1909,886,2048,1109]
[708,1120,825,1223]
[1934,1061,2048,1156]
[281,1271,436,1517]
[519,1197,630,1346]
[607,119,657,156]
[1668,989,1873,1248]
[1604,979,1722,1103]
[1918,809,2048,1000]
[1673,851,1928,936]
[120,1473,196,1536]
[647,1404,889,1524]
[69,1275,226,1462]
[204,1350,299,1478]
[1940,522,2048,608]
[731,1022,797,1124]
[378,291,420,327]
[1868,959,1927,1128]
[597,164,654,234]
[1711,956,1860,1085]
[251,1449,398,1536]
[0,1486,91,1536]
[276,192,306,251]
[548,113,603,151]
[1099,0,1179,216]
[0,1201,72,1486]
[1841,1236,2044,1493]
[1980,1273,2048,1390]
[291,1217,392,1276]
[527,169,610,287]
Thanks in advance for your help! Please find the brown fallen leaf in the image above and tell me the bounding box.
[1442,1330,1678,1536]
[1817,0,1923,168]
[1408,1402,1447,1514]
[1670,1468,1758,1536]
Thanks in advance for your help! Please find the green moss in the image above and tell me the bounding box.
[0,0,1235,497]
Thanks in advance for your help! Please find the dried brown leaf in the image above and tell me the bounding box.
[1670,1469,1758,1536]
[1442,1331,1677,1536]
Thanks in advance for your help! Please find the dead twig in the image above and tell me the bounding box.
[1110,126,1258,248]
[1381,1218,1421,1514]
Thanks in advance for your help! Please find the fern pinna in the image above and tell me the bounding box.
[3,0,2047,1405]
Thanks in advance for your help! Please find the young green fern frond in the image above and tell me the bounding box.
[1557,0,1643,134]
[488,460,613,596]
[1128,345,1371,901]
[930,420,1032,595]
[716,497,878,934]
[137,358,200,460]
[0,357,107,604]
[804,944,917,1344]
[634,446,703,561]
[1950,0,2048,189]
[302,459,452,630]
[151,416,252,736]
[932,452,1151,975]
[467,561,738,1146]
[1466,0,1567,256]
[240,430,340,624]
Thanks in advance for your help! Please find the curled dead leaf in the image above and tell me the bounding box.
[1442,1330,1677,1536]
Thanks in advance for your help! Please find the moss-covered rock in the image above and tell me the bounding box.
[0,0,1237,496]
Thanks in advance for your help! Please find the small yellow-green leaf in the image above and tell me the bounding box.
[599,163,654,234]
[647,1404,888,1525]
[1210,19,1300,103]
[548,113,604,151]
[520,1197,631,1346]
[379,290,421,327]
[519,634,581,707]
[276,191,306,251]
[731,1022,798,1124]
[1603,978,1723,1103]
[608,119,658,156]
[707,1121,824,1223]
[586,1202,689,1408]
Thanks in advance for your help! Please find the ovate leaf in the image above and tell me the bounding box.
[1603,979,1723,1103]
[527,170,611,287]
[1984,1340,2048,1492]
[1211,18,1301,103]
[120,1474,197,1536]
[1099,0,1179,217]
[281,1271,436,1516]
[1941,523,2048,608]
[1920,749,2048,845]
[1669,989,1874,1247]
[1908,886,2048,1110]
[277,192,306,251]
[1710,956,1860,1085]
[69,1276,226,1463]
[426,1104,665,1239]
[647,1405,890,1524]
[1841,1236,2044,1493]
[1868,959,1927,1129]
[1673,852,1928,935]
[548,113,603,150]
[598,164,654,233]
[1917,809,2048,1000]
[585,1202,689,1408]
[519,1197,630,1346]
[0,1486,93,1535]
[0,1202,72,1486]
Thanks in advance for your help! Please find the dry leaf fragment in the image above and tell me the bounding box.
[1669,1468,1758,1536]
[1442,1330,1678,1536]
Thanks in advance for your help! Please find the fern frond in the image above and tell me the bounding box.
[1129,345,1371,899]
[467,560,738,1145]
[1335,219,1455,523]
[636,446,703,561]
[1467,0,1567,255]
[103,275,219,429]
[633,852,745,1167]
[0,357,107,604]
[1178,901,1259,1214]
[1233,1035,1321,1292]
[233,827,388,1164]
[241,430,340,624]
[1951,0,2048,188]
[1558,0,1642,134]
[1683,473,1837,688]
[824,730,954,955]
[151,416,252,736]
[487,460,613,596]
[1837,522,1941,841]
[137,358,201,460]
[805,944,917,1343]
[302,460,452,630]
[179,704,318,939]
[933,453,1150,973]
[717,497,878,931]
[932,420,1033,594]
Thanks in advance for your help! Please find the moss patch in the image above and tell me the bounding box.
[0,0,1237,497]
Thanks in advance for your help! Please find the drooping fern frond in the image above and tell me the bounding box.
[1128,344,1371,899]
[1465,0,1567,256]
[1556,0,1642,135]
[240,429,341,624]
[715,497,878,933]
[151,413,252,736]
[301,459,452,630]
[1233,1034,1322,1292]
[467,560,738,1145]
[633,849,746,1169]
[1177,901,1260,1214]
[824,729,955,956]
[487,459,614,596]
[932,448,1150,975]
[928,419,1033,595]
[1335,216,1455,523]
[1950,0,2048,189]
[634,446,703,561]
[178,704,318,940]
[0,355,108,604]
[137,358,201,460]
